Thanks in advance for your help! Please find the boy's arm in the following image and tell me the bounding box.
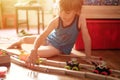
[26,17,59,64]
[78,16,92,58]
[32,17,59,51]
[26,18,59,67]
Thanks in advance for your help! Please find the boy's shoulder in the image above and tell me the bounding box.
[79,14,86,21]
[49,16,59,28]
[53,16,59,22]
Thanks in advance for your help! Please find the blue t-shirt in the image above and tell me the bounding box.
[47,15,79,54]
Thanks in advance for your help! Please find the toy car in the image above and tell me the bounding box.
[93,66,111,75]
[92,58,111,75]
[65,58,79,71]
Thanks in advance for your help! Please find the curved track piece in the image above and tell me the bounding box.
[1,49,120,80]
[10,54,120,80]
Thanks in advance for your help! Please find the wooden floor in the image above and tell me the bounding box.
[92,50,120,70]
[0,29,120,80]
[48,50,120,70]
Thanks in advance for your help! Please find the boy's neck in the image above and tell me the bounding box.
[62,15,76,27]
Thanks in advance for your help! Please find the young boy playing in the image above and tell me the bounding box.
[8,0,92,66]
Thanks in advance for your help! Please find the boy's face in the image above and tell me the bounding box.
[60,10,77,22]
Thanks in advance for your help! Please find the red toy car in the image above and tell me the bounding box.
[92,58,111,75]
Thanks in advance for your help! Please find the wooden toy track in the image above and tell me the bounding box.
[2,49,119,80]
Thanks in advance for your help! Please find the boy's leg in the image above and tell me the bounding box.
[7,36,37,49]
[37,45,61,58]
[21,36,37,44]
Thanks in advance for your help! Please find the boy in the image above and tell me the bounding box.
[8,0,92,66]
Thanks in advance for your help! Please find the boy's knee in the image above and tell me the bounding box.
[20,37,27,43]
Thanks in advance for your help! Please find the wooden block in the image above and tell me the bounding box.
[59,62,66,68]
[42,60,61,67]
[65,70,85,78]
[85,72,106,80]
[0,55,10,64]
[42,60,66,68]
[79,64,94,70]
[0,55,10,67]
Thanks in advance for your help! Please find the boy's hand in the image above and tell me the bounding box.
[25,49,38,68]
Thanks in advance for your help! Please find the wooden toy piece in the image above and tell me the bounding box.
[65,70,85,78]
[0,49,11,67]
[106,76,120,80]
[11,55,120,80]
[42,59,66,68]
[11,56,48,72]
[59,61,66,68]
[2,48,120,80]
[39,57,94,72]
[34,65,48,73]
[11,55,65,74]
[11,53,120,79]
[11,56,26,67]
[79,63,94,70]
[85,72,106,80]
[46,66,66,75]
[111,69,120,75]
[0,55,10,65]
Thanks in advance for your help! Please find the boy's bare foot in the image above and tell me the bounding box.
[7,42,22,49]
[8,45,22,49]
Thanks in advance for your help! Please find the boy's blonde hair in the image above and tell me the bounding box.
[59,0,83,12]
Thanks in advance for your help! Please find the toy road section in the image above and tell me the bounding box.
[2,48,120,80]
